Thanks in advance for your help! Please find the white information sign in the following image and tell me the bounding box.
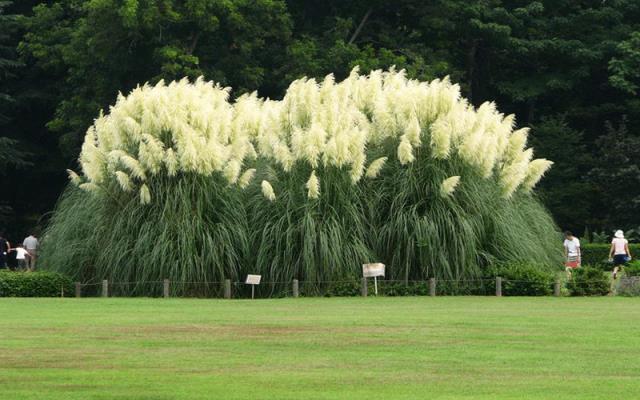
[245,274,261,299]
[362,263,385,295]
[245,274,262,285]
[362,263,385,278]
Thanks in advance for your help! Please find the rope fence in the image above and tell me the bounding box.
[66,276,634,299]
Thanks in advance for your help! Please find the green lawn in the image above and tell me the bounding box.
[1,297,638,399]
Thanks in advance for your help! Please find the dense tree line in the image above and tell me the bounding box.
[1,0,639,240]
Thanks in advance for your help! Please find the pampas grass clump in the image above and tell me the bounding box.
[41,68,561,295]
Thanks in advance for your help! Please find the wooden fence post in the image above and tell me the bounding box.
[554,278,561,297]
[496,277,502,297]
[429,278,436,297]
[75,282,81,298]
[163,279,170,298]
[361,277,368,297]
[101,279,108,298]
[224,279,231,299]
[292,279,299,298]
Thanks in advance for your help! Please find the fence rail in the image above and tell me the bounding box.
[65,276,623,299]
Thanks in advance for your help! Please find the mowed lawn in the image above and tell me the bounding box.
[1,297,639,399]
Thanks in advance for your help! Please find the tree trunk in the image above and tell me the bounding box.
[467,39,479,104]
[348,8,373,45]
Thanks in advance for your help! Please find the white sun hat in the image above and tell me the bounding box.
[615,230,624,238]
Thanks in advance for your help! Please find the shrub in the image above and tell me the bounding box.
[323,281,361,297]
[379,281,429,296]
[484,263,556,296]
[566,267,610,296]
[623,261,640,277]
[0,271,74,297]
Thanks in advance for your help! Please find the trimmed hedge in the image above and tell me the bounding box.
[0,271,74,297]
[581,243,640,269]
[320,262,558,297]
[566,267,610,296]
[484,263,556,296]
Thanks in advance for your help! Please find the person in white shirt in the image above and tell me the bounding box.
[563,231,581,277]
[609,230,631,279]
[9,244,32,271]
[23,233,39,270]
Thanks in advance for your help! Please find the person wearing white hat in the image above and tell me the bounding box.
[609,230,631,279]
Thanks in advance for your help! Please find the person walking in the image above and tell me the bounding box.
[23,233,39,271]
[610,230,631,279]
[563,231,581,277]
[0,232,10,269]
[9,243,31,271]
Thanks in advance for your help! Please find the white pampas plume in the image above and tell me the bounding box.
[238,168,256,189]
[522,159,553,192]
[365,157,388,178]
[223,159,242,184]
[164,148,179,177]
[306,170,320,199]
[79,183,100,193]
[397,137,415,164]
[500,148,534,198]
[139,184,151,205]
[440,176,460,197]
[505,128,529,161]
[66,169,81,186]
[404,115,422,146]
[430,119,452,158]
[120,154,146,180]
[115,171,133,192]
[261,180,276,201]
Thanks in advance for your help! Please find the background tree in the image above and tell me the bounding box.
[1,0,639,239]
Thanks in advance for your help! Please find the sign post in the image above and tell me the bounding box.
[245,274,261,299]
[362,263,385,295]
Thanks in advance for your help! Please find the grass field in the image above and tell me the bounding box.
[1,297,639,399]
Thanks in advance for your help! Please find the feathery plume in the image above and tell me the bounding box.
[523,159,553,192]
[306,170,320,199]
[440,176,461,197]
[115,171,133,192]
[66,169,81,186]
[365,157,388,178]
[139,184,151,205]
[261,180,276,201]
[238,168,256,189]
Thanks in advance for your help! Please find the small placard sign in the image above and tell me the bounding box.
[362,263,385,278]
[245,274,262,285]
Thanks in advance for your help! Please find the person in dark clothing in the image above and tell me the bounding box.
[0,232,10,269]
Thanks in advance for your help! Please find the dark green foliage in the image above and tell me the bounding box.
[485,263,556,296]
[588,118,640,229]
[580,244,613,268]
[322,281,361,297]
[609,32,640,95]
[2,0,640,240]
[528,117,594,232]
[624,261,640,277]
[567,267,610,297]
[0,271,73,297]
